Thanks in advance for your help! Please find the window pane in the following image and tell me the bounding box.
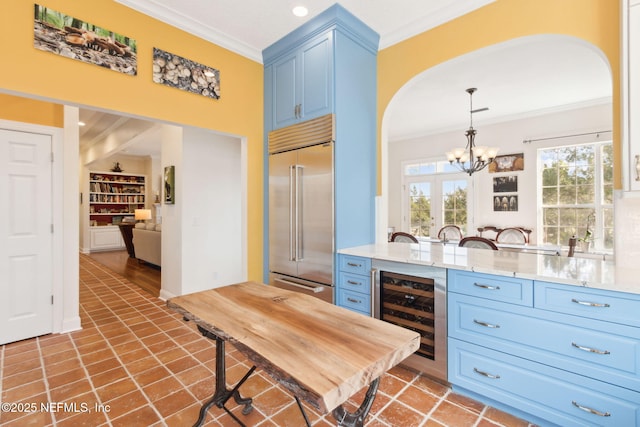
[405,164,420,175]
[542,168,557,186]
[576,185,594,204]
[542,187,557,205]
[558,186,575,204]
[441,179,467,235]
[543,208,558,226]
[409,182,431,237]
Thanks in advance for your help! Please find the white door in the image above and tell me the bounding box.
[0,129,53,344]
[404,174,472,237]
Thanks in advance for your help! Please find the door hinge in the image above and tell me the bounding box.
[51,295,54,305]
[51,152,54,162]
[51,224,54,233]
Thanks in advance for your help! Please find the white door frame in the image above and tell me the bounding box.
[0,118,73,336]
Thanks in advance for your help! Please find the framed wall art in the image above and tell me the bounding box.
[34,4,137,75]
[153,48,220,100]
[493,195,518,212]
[164,166,175,204]
[493,175,518,193]
[488,153,524,173]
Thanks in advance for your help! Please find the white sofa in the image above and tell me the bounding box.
[132,223,161,267]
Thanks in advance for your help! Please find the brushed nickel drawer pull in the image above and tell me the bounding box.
[473,319,500,328]
[473,368,500,379]
[571,400,611,417]
[571,298,610,308]
[347,297,361,304]
[474,282,500,290]
[347,262,362,268]
[571,342,611,355]
[347,280,362,286]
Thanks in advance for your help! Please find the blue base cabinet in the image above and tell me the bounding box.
[448,270,640,426]
[336,255,372,315]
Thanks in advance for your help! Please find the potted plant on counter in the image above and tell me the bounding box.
[578,211,595,253]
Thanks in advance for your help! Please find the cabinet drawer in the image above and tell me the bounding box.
[339,255,371,275]
[449,293,640,391]
[535,281,640,328]
[337,271,371,292]
[448,270,533,306]
[449,339,640,427]
[337,288,370,315]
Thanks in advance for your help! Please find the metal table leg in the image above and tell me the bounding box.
[331,377,380,427]
[194,326,255,427]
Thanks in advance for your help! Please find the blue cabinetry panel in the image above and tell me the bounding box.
[449,292,640,391]
[448,269,640,426]
[336,254,371,315]
[535,281,640,328]
[448,270,533,306]
[450,339,640,427]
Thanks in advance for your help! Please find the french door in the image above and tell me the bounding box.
[404,174,471,238]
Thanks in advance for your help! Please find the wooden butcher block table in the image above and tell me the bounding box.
[168,281,420,427]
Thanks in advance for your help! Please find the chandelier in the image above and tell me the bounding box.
[445,88,498,175]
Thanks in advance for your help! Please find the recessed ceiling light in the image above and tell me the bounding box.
[292,6,308,17]
[78,121,86,127]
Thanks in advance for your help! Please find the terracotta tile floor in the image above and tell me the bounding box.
[0,254,536,426]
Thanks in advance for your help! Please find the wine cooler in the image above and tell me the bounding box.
[373,259,447,382]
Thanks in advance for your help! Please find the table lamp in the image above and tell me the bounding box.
[134,209,152,223]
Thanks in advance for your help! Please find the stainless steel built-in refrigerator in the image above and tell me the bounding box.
[268,114,335,304]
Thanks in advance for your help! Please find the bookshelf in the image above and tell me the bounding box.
[88,171,146,251]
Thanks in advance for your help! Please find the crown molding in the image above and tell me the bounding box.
[379,0,496,49]
[115,0,263,62]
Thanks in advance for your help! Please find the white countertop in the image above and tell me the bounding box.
[339,242,640,296]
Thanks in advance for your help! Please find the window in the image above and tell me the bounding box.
[404,160,471,237]
[539,142,613,251]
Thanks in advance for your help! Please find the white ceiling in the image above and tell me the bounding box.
[80,1,612,156]
[114,0,496,62]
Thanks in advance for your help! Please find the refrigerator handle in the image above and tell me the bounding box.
[294,164,304,261]
[289,165,296,261]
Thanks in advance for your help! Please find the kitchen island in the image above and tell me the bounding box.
[338,242,640,427]
[339,241,639,295]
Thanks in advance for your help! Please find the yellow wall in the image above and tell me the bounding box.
[0,0,264,280]
[378,0,621,189]
[0,94,63,127]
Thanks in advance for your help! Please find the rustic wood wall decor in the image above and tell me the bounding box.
[33,4,137,75]
[152,48,220,100]
[488,153,524,173]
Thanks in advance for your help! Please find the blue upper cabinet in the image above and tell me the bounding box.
[263,4,379,131]
[263,4,380,251]
[270,33,333,129]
